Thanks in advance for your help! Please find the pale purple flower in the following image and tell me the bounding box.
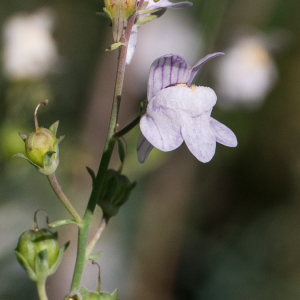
[137,53,238,163]
[126,0,193,64]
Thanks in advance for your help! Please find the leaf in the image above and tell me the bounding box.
[49,219,79,228]
[135,15,157,26]
[88,252,103,261]
[86,166,96,183]
[117,139,126,163]
[140,1,149,10]
[105,42,126,51]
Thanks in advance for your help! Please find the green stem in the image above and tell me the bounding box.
[70,1,145,291]
[47,173,82,225]
[85,216,108,260]
[36,280,48,300]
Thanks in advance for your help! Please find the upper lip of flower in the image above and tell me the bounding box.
[147,52,225,99]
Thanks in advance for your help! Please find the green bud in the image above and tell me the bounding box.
[15,228,69,282]
[97,169,136,219]
[25,128,57,167]
[81,287,119,300]
[14,100,64,175]
[103,0,137,42]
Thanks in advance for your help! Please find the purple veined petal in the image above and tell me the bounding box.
[210,117,238,147]
[137,133,154,163]
[187,52,225,85]
[148,54,190,100]
[140,99,184,151]
[181,112,217,163]
[126,25,139,65]
[146,0,193,10]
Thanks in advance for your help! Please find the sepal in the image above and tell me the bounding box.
[18,132,28,141]
[49,120,59,135]
[15,250,37,281]
[48,241,70,275]
[117,139,126,164]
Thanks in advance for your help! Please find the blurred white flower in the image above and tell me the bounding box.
[2,8,58,81]
[215,34,278,109]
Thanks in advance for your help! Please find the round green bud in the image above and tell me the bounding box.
[16,229,59,272]
[25,128,57,167]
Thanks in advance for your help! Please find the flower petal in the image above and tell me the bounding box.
[140,99,183,151]
[181,112,216,163]
[148,54,190,100]
[146,0,193,10]
[137,133,154,163]
[210,117,238,147]
[187,52,225,85]
[126,25,139,65]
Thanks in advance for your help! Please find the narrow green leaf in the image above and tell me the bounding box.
[49,219,79,228]
[135,15,157,26]
[86,166,96,183]
[88,252,103,261]
[117,139,126,163]
[105,42,126,51]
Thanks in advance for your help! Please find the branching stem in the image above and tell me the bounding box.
[70,0,145,292]
[113,116,140,140]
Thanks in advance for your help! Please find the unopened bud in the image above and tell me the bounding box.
[15,228,69,282]
[14,100,64,175]
[97,169,136,219]
[103,0,137,42]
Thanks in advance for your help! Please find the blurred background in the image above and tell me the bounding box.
[0,0,300,299]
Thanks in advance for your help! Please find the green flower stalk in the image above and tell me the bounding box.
[14,100,64,175]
